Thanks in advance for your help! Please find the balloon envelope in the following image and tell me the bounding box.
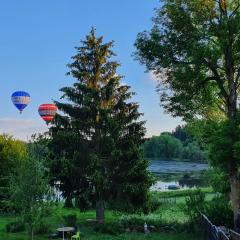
[11,91,31,113]
[38,104,57,124]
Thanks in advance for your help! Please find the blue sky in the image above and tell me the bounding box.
[0,0,181,140]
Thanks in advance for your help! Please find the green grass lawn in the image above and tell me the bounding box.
[0,231,202,240]
[0,207,203,240]
[0,188,209,240]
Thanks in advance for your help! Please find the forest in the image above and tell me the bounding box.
[143,126,208,162]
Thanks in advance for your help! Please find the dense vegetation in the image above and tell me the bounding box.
[0,188,210,240]
[0,135,27,211]
[135,0,240,228]
[143,126,208,162]
[8,143,52,240]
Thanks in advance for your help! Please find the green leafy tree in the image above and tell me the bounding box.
[135,0,240,227]
[48,130,90,209]
[143,133,182,159]
[171,125,189,143]
[186,141,207,162]
[8,144,52,240]
[50,29,153,223]
[206,168,230,195]
[143,131,207,162]
[0,134,27,210]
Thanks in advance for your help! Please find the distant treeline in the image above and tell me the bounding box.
[143,125,208,162]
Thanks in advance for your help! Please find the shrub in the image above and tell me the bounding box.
[184,189,205,222]
[204,196,233,228]
[35,222,50,234]
[119,212,192,233]
[63,214,77,226]
[205,168,230,195]
[146,194,162,213]
[6,221,25,233]
[154,187,212,199]
[75,193,93,211]
[120,214,164,232]
[94,222,122,235]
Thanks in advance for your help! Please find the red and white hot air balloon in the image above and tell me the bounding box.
[38,104,57,124]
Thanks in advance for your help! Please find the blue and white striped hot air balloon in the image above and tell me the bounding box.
[11,91,31,114]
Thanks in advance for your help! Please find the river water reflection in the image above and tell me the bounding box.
[148,159,208,191]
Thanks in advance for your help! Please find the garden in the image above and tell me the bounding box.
[0,188,215,240]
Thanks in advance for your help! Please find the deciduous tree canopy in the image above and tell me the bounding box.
[135,0,240,228]
[0,134,27,210]
[143,126,207,162]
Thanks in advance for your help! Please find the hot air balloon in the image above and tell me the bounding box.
[38,104,57,124]
[11,91,31,114]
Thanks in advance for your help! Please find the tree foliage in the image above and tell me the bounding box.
[8,143,52,240]
[171,125,189,142]
[143,126,207,162]
[135,0,240,120]
[135,0,240,227]
[0,134,27,210]
[49,29,153,221]
[144,133,182,159]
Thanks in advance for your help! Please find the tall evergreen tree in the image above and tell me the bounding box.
[50,29,153,222]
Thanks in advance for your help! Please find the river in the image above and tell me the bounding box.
[148,158,208,191]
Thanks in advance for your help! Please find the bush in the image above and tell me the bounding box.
[94,222,122,235]
[120,212,191,233]
[184,189,205,222]
[120,214,166,232]
[75,194,92,211]
[35,222,50,234]
[204,196,233,228]
[63,214,77,226]
[205,168,230,195]
[6,221,25,233]
[145,193,162,213]
[154,187,212,199]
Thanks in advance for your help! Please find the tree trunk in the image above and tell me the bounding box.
[226,46,238,228]
[228,118,240,230]
[230,174,240,231]
[64,195,73,208]
[31,228,34,240]
[96,200,105,223]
